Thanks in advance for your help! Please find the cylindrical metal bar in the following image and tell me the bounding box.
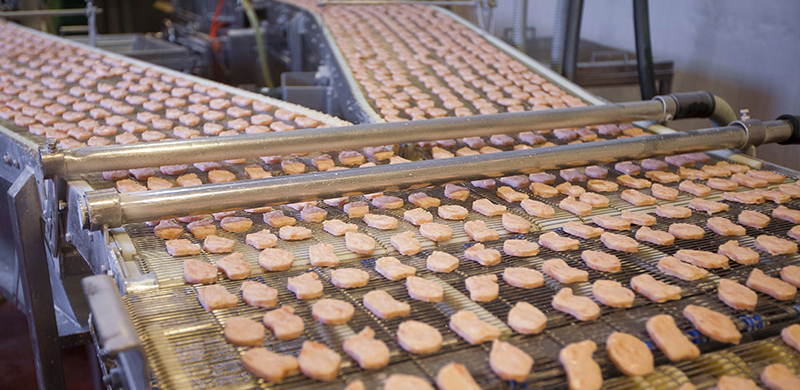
[88,2,97,47]
[550,0,569,72]
[512,0,528,49]
[487,4,496,35]
[633,0,657,99]
[0,7,103,18]
[562,0,584,81]
[45,100,670,177]
[83,121,797,229]
[474,0,485,31]
[761,121,793,145]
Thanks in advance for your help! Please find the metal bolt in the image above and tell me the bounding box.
[3,154,10,165]
[58,200,67,210]
[65,232,73,243]
[45,138,57,152]
[740,109,750,121]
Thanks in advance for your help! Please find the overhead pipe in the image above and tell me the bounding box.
[633,0,657,99]
[511,0,528,50]
[561,0,584,81]
[550,0,570,73]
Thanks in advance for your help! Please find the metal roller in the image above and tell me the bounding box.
[80,118,797,229]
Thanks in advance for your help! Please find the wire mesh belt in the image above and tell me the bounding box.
[123,154,800,389]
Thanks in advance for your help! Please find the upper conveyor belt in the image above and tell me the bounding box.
[275,1,608,122]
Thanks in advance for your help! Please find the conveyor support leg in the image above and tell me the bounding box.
[8,167,66,390]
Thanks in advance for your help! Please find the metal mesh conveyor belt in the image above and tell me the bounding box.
[4,11,798,390]
[0,20,351,150]
[123,154,800,389]
[670,336,800,389]
[273,1,607,120]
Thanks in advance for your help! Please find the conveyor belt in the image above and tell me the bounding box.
[270,0,651,146]
[122,153,800,389]
[4,10,799,390]
[0,17,659,194]
[0,20,405,193]
[0,19,351,163]
[672,336,800,389]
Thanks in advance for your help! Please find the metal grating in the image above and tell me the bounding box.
[122,154,800,389]
[669,336,800,389]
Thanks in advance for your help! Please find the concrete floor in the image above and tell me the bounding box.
[0,299,96,390]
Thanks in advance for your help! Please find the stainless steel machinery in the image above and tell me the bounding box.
[1,3,800,390]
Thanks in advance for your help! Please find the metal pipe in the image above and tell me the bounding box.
[474,0,485,31]
[511,0,528,50]
[550,0,570,73]
[82,120,795,229]
[0,7,103,18]
[87,2,97,47]
[562,0,584,81]
[43,99,672,177]
[240,0,274,89]
[487,2,496,35]
[761,121,794,144]
[633,0,657,99]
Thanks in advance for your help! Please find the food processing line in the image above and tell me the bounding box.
[2,2,800,390]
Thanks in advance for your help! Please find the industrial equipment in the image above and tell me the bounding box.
[0,2,799,390]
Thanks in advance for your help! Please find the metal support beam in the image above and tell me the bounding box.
[80,119,796,229]
[87,2,97,47]
[8,168,66,390]
[42,99,674,178]
[82,275,149,390]
[0,5,102,47]
[633,0,657,99]
[562,0,584,81]
[511,0,528,49]
[0,7,103,18]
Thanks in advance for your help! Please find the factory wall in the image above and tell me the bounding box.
[493,0,800,170]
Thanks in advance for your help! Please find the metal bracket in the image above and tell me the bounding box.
[82,275,150,390]
[652,94,678,123]
[39,142,66,180]
[79,188,122,230]
[63,181,124,277]
[123,272,159,295]
[7,167,66,389]
[0,4,102,46]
